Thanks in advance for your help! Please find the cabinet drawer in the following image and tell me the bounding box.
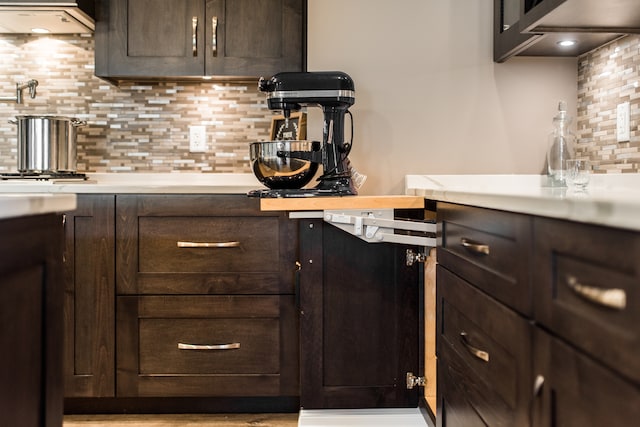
[436,266,532,426]
[139,318,278,375]
[116,195,297,295]
[117,295,296,397]
[437,360,487,427]
[532,328,640,427]
[437,202,532,314]
[533,217,640,383]
[138,216,279,273]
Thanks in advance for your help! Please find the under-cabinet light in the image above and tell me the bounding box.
[557,40,577,47]
[31,28,50,34]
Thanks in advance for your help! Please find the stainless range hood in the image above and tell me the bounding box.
[0,1,94,34]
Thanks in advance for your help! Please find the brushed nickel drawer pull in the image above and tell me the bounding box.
[177,241,240,248]
[533,374,545,397]
[460,238,490,255]
[192,17,198,56]
[178,342,240,350]
[566,275,627,310]
[460,332,489,362]
[211,16,218,56]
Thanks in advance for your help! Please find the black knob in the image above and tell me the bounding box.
[258,77,273,92]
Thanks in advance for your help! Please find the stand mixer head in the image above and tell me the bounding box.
[254,71,356,197]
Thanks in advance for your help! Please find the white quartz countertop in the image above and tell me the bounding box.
[405,174,640,232]
[0,173,265,194]
[0,193,77,220]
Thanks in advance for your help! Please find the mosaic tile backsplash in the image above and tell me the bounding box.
[1,33,638,175]
[0,34,272,173]
[577,35,640,173]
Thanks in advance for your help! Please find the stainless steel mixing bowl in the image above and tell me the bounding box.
[250,140,320,189]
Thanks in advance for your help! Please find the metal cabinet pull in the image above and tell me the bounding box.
[177,241,240,248]
[533,374,545,397]
[566,275,627,310]
[460,238,490,255]
[192,17,198,56]
[211,16,218,56]
[178,342,240,350]
[460,332,489,362]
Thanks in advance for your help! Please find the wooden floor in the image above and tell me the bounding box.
[63,413,299,426]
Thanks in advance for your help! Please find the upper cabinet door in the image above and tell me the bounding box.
[94,0,305,82]
[205,0,305,77]
[95,0,205,79]
[493,0,540,62]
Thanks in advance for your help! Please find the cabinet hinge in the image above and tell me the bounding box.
[406,372,426,389]
[406,249,427,266]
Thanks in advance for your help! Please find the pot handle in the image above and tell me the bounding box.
[71,119,87,127]
[8,119,17,125]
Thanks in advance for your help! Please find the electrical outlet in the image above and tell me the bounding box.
[617,102,630,142]
[189,125,207,152]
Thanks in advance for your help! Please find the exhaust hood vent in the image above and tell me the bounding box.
[0,1,94,34]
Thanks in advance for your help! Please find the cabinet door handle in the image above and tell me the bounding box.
[532,374,545,397]
[565,275,627,310]
[177,241,240,248]
[459,332,489,362]
[178,342,240,350]
[460,238,490,255]
[192,17,198,56]
[211,16,218,56]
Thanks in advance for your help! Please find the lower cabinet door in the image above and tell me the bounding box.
[298,219,422,409]
[116,295,298,397]
[436,266,533,427]
[63,194,116,398]
[532,328,640,427]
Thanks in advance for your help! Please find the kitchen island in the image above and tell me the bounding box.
[0,193,76,427]
[405,174,640,427]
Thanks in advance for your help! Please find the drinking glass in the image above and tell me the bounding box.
[566,159,591,190]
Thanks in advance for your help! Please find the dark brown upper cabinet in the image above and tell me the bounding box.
[494,0,640,62]
[94,0,306,83]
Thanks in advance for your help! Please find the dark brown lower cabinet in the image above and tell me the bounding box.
[298,218,423,409]
[0,213,65,427]
[436,201,640,426]
[532,329,640,427]
[63,194,116,398]
[64,194,300,413]
[114,194,299,402]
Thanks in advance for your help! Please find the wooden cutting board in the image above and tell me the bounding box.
[260,195,424,211]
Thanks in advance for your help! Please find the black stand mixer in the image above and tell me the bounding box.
[248,71,357,198]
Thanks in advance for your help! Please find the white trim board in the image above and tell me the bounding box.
[298,408,430,426]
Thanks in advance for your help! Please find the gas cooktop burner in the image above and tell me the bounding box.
[0,172,88,181]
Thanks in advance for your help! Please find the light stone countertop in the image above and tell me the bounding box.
[405,174,640,232]
[0,193,77,220]
[0,173,265,194]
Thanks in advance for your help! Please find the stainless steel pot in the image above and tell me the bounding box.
[10,115,86,172]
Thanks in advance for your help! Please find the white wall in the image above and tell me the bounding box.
[306,0,578,195]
